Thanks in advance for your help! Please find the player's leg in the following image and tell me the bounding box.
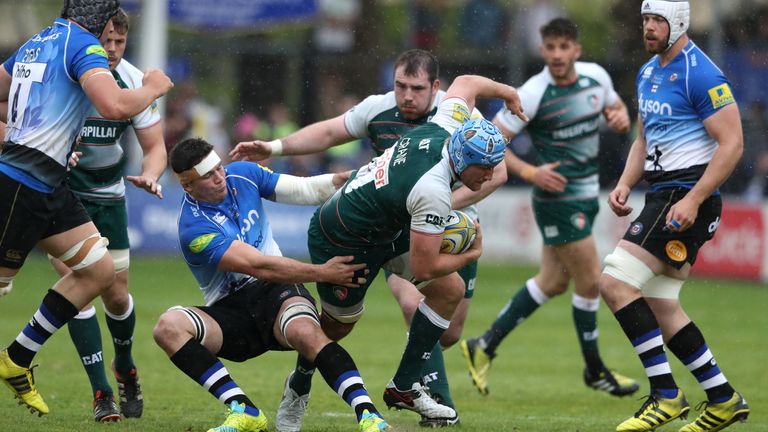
[274,295,388,431]
[153,301,266,432]
[553,235,639,397]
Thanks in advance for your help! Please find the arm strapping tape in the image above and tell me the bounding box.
[274,173,336,205]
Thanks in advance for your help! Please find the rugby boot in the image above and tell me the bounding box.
[275,371,309,432]
[459,338,493,396]
[617,389,690,431]
[207,401,268,432]
[584,367,640,397]
[93,390,121,422]
[113,360,143,418]
[0,349,48,415]
[383,381,458,426]
[359,409,390,431]
[679,392,749,432]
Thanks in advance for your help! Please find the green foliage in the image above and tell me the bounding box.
[0,257,766,431]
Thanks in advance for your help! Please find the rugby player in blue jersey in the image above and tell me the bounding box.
[0,0,172,416]
[153,138,388,432]
[599,1,750,431]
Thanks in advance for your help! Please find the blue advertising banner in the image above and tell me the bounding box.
[120,0,317,30]
[126,184,315,258]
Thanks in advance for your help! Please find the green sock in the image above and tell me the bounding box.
[393,303,448,390]
[289,355,316,396]
[105,294,136,376]
[68,307,113,396]
[421,342,454,408]
[481,279,545,355]
[572,294,604,372]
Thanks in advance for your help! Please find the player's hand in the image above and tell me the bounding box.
[465,221,483,259]
[320,255,369,288]
[68,151,83,169]
[603,105,630,134]
[126,175,163,199]
[504,85,529,123]
[665,196,699,232]
[230,140,272,162]
[332,170,353,189]
[529,162,567,193]
[142,69,174,98]
[608,184,633,216]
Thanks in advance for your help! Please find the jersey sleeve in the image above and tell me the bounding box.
[687,60,735,120]
[3,53,16,75]
[407,176,452,235]
[430,97,471,135]
[493,74,544,134]
[343,93,392,138]
[179,214,234,269]
[66,32,109,81]
[116,60,161,129]
[228,161,281,198]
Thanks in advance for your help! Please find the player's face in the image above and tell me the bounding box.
[459,165,495,191]
[540,36,581,83]
[642,14,670,54]
[394,65,439,120]
[100,20,127,70]
[187,164,227,203]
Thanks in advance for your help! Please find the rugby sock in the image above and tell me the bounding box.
[68,306,113,396]
[392,300,449,390]
[480,278,546,355]
[572,293,605,372]
[169,338,259,416]
[667,322,734,403]
[420,342,454,408]
[314,342,378,421]
[105,293,136,376]
[614,298,677,397]
[289,355,315,396]
[8,289,79,367]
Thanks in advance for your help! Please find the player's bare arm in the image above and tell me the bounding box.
[230,114,353,161]
[126,122,166,198]
[409,225,482,282]
[81,67,172,120]
[219,240,367,288]
[665,103,743,231]
[445,75,528,122]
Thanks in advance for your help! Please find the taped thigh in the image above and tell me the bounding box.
[320,300,365,324]
[602,246,656,289]
[167,305,207,345]
[641,275,684,299]
[0,275,14,296]
[278,302,321,348]
[57,233,110,270]
[110,249,130,273]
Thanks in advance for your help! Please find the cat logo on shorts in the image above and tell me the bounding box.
[570,212,586,230]
[333,287,348,301]
[665,240,687,262]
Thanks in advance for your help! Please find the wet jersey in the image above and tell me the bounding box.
[495,62,619,202]
[318,97,469,249]
[344,89,482,219]
[636,41,734,189]
[68,59,161,203]
[177,162,281,305]
[1,18,109,192]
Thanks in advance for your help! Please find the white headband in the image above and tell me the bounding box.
[177,150,221,184]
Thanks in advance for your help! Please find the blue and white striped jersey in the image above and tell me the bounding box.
[177,162,282,305]
[637,41,735,188]
[1,18,109,192]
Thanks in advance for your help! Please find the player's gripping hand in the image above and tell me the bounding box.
[230,140,272,162]
[142,69,174,98]
[319,256,369,288]
[608,184,633,217]
[503,85,529,123]
[127,175,164,199]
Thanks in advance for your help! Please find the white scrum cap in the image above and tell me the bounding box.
[641,0,690,50]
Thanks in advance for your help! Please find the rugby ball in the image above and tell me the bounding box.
[440,210,477,254]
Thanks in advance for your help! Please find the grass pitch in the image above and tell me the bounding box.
[0,256,765,431]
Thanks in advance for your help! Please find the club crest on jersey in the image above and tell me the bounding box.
[629,222,644,236]
[570,212,586,230]
[665,240,687,262]
[587,94,599,109]
[708,84,735,109]
[669,73,678,82]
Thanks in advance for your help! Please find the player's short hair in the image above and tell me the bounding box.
[170,138,214,174]
[540,17,579,41]
[393,49,439,84]
[110,7,129,34]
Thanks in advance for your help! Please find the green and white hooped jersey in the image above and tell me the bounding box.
[344,89,482,220]
[68,59,161,202]
[323,97,469,248]
[495,61,619,202]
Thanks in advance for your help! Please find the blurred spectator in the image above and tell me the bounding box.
[163,81,229,162]
[326,94,367,171]
[515,0,564,59]
[314,0,361,53]
[459,0,508,48]
[410,0,444,50]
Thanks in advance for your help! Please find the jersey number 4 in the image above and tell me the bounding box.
[9,62,47,129]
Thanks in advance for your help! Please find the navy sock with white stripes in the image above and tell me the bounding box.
[7,289,79,367]
[614,298,678,398]
[667,322,735,403]
[314,342,378,421]
[170,338,259,416]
